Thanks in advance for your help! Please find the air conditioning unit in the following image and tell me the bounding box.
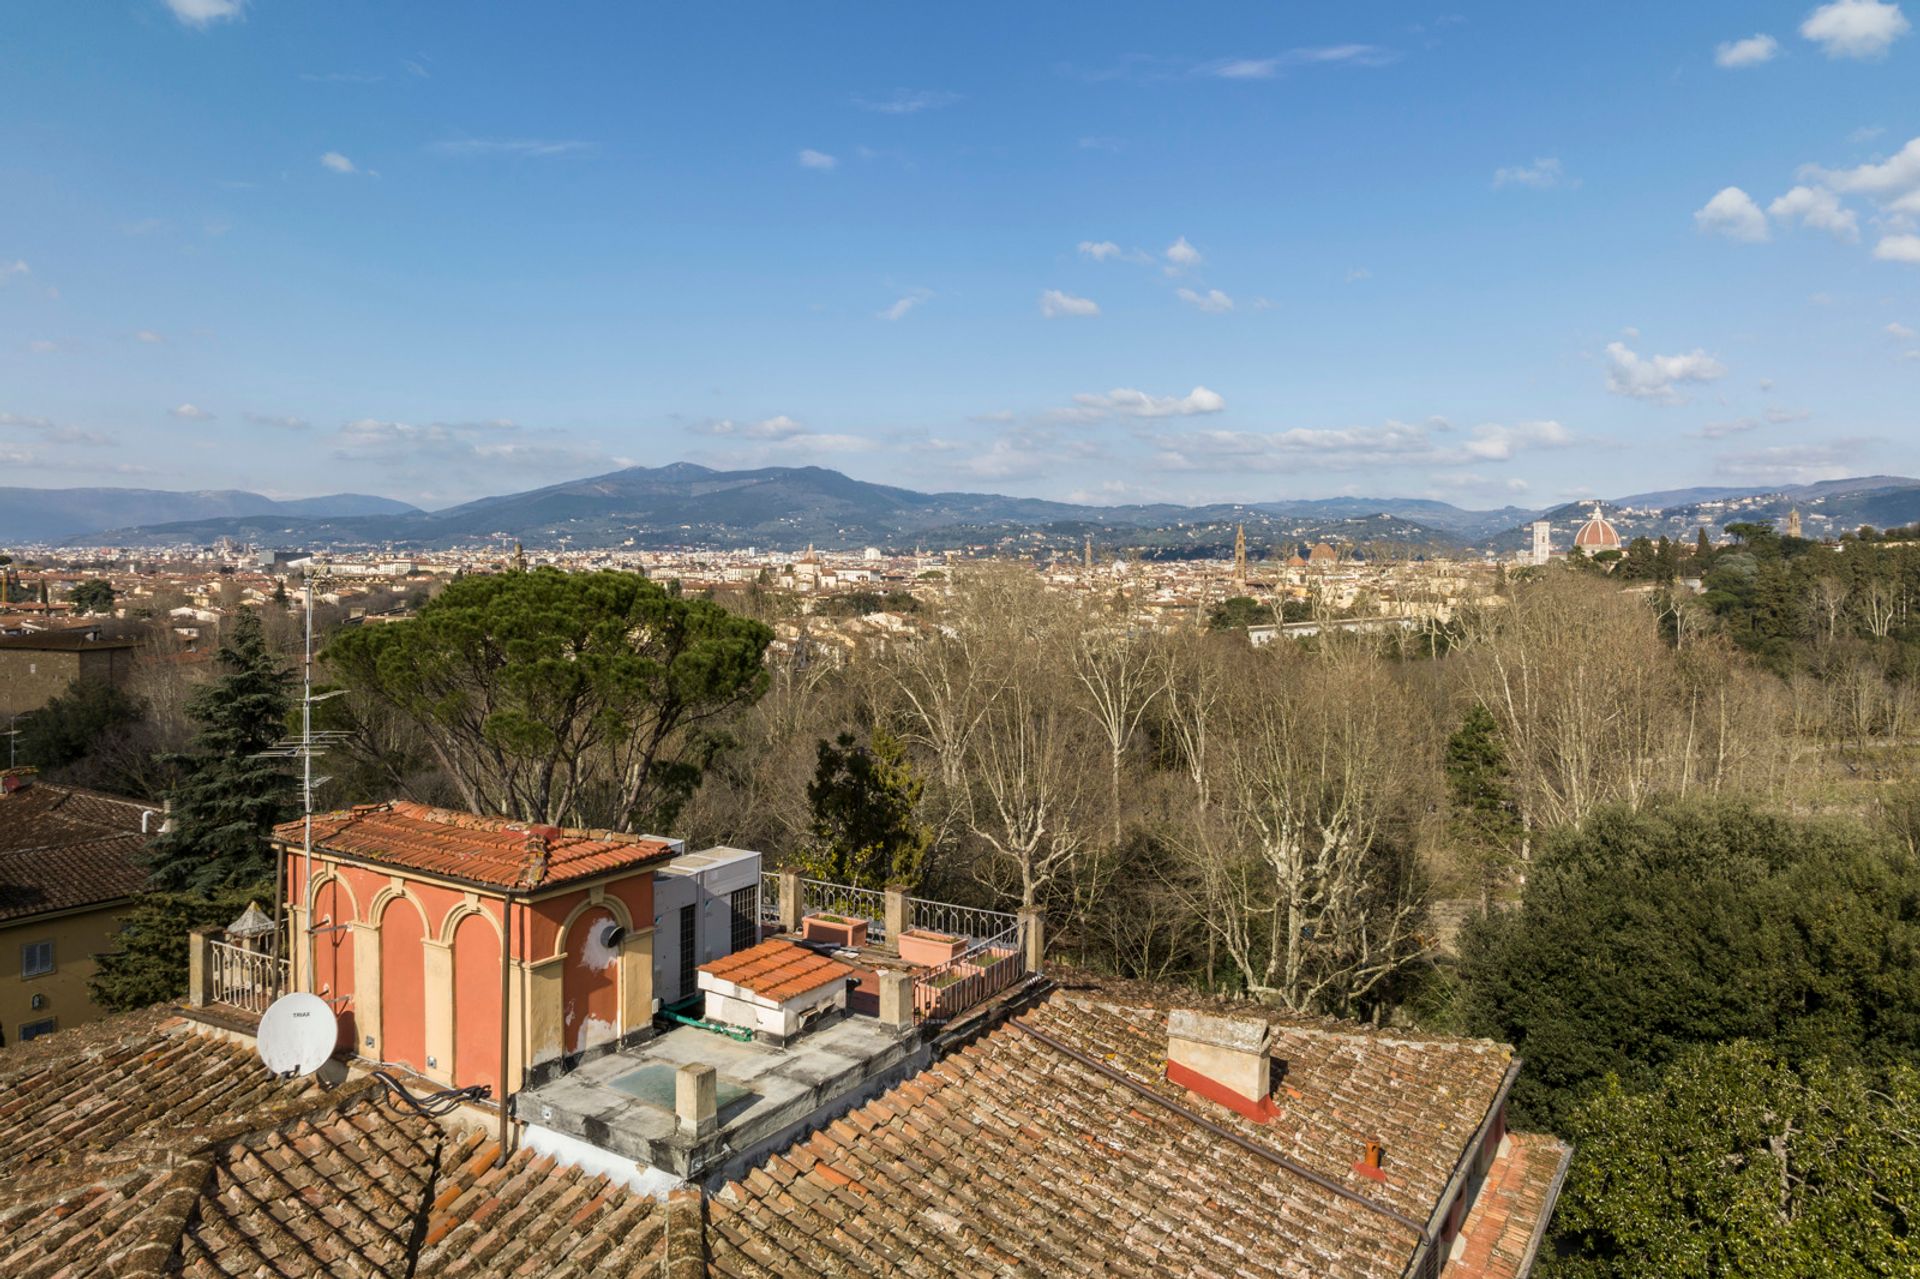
[651,845,764,1009]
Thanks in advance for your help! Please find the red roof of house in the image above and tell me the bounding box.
[700,939,855,1003]
[274,800,675,891]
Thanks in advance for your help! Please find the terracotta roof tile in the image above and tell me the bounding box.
[700,939,855,1002]
[0,782,153,921]
[274,800,675,891]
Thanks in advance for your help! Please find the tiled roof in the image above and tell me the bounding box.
[275,800,676,890]
[700,939,855,1003]
[0,1011,704,1278]
[1447,1133,1572,1279]
[0,783,153,921]
[707,993,1533,1278]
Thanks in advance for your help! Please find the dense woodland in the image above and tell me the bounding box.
[28,526,1920,1278]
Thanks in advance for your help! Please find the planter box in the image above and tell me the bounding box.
[897,928,968,967]
[802,913,868,949]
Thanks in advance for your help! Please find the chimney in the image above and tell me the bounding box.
[1165,1010,1280,1123]
[1355,1138,1388,1183]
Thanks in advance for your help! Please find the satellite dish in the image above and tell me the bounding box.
[257,992,338,1077]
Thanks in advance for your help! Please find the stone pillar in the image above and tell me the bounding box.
[777,869,803,932]
[187,929,213,1007]
[350,921,381,1057]
[1017,906,1046,974]
[619,925,656,1031]
[877,970,914,1030]
[420,937,454,1084]
[676,1062,718,1139]
[527,953,567,1067]
[286,903,308,994]
[883,887,910,944]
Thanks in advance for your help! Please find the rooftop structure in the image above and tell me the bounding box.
[1572,505,1621,553]
[0,773,157,1045]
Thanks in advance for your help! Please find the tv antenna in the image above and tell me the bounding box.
[257,991,339,1077]
[260,560,349,989]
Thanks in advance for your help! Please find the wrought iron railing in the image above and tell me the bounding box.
[760,871,782,924]
[912,920,1028,1023]
[798,877,889,941]
[906,896,1018,944]
[209,939,289,1015]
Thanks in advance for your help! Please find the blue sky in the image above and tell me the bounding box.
[1,1,1917,510]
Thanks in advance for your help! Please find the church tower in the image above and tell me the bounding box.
[1232,523,1248,593]
[1785,507,1803,539]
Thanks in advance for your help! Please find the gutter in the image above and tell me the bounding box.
[1408,1057,1524,1278]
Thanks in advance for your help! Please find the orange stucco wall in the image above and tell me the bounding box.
[378,893,428,1073]
[284,847,656,1091]
[452,910,501,1093]
[562,906,620,1055]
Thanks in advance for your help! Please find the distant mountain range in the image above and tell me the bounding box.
[9,464,1920,556]
[0,488,419,544]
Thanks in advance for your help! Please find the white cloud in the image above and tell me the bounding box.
[1078,240,1123,261]
[1462,420,1574,460]
[26,340,57,354]
[1493,157,1573,190]
[1039,289,1100,318]
[1694,187,1770,241]
[851,89,959,114]
[1345,267,1371,282]
[1201,46,1397,78]
[1165,236,1202,268]
[1800,0,1910,58]
[1071,386,1226,419]
[1805,136,1920,195]
[430,138,595,159]
[878,289,931,322]
[797,149,837,171]
[1717,440,1867,483]
[1176,287,1234,313]
[1699,417,1765,439]
[1768,185,1860,241]
[134,330,165,344]
[1875,233,1920,262]
[1715,33,1780,66]
[1604,341,1728,402]
[171,403,214,421]
[319,151,357,174]
[1,259,27,281]
[164,0,245,27]
[1151,416,1571,473]
[243,411,310,430]
[1887,321,1918,338]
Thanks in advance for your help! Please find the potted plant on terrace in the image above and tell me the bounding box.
[803,912,869,949]
[897,927,968,967]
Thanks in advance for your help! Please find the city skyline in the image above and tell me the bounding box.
[2,1,1918,508]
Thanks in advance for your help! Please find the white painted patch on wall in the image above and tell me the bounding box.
[522,1124,684,1198]
[578,1014,619,1051]
[579,919,621,972]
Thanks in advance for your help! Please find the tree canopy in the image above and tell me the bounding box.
[145,608,296,893]
[324,568,772,829]
[1552,1042,1920,1279]
[1457,800,1920,1129]
[802,726,932,888]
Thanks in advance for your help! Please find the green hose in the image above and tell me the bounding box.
[656,1000,754,1042]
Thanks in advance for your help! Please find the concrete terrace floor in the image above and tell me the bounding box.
[517,1012,924,1180]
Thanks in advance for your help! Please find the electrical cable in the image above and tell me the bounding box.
[369,1069,492,1117]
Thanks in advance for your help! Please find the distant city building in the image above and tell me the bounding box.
[1531,520,1553,565]
[1785,507,1803,539]
[1573,504,1622,554]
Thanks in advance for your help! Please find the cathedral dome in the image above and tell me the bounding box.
[1574,509,1621,552]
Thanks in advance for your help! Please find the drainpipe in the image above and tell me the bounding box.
[498,892,513,1167]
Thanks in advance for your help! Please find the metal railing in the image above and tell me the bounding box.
[798,877,889,941]
[760,871,783,924]
[906,896,1017,944]
[209,939,288,1015]
[912,920,1028,1023]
